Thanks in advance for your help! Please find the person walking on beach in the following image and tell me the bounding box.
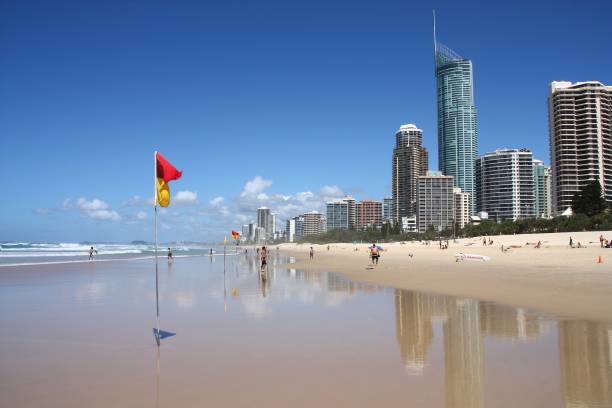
[370,244,380,265]
[600,235,605,248]
[260,246,268,271]
[569,236,573,248]
[88,246,97,261]
[327,245,330,251]
[309,246,314,260]
[167,247,173,262]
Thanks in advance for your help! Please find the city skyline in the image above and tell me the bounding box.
[2,1,611,242]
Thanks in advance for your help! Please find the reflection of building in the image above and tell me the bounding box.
[356,200,382,230]
[417,173,455,233]
[479,303,545,341]
[444,299,484,408]
[558,320,612,407]
[327,274,356,295]
[392,124,428,221]
[394,290,434,373]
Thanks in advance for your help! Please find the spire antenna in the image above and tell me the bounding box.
[433,10,437,54]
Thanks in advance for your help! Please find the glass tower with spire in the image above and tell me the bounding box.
[434,34,478,213]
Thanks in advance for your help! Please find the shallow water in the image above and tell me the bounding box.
[0,253,610,407]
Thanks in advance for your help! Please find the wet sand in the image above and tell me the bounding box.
[280,231,612,323]
[1,251,611,407]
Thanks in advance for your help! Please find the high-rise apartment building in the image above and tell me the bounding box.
[286,217,304,243]
[392,124,428,221]
[533,160,551,218]
[453,188,471,229]
[302,211,325,235]
[382,197,394,222]
[475,149,535,221]
[269,213,276,239]
[548,81,612,214]
[326,200,349,230]
[356,200,382,230]
[435,38,478,213]
[326,196,357,230]
[417,173,455,233]
[257,207,271,238]
[343,195,356,229]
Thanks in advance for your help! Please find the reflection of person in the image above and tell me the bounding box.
[260,246,268,270]
[89,246,97,261]
[259,268,268,298]
[167,247,173,262]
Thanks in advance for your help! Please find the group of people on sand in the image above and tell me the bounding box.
[599,235,612,248]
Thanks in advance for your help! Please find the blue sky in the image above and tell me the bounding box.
[1,0,611,242]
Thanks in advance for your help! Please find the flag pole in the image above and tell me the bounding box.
[154,151,160,346]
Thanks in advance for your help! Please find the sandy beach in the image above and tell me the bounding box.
[279,231,612,323]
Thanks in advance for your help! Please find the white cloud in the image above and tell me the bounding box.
[174,190,198,205]
[61,197,121,221]
[35,208,51,215]
[320,185,344,201]
[88,209,121,221]
[209,196,224,207]
[76,198,109,211]
[241,176,272,197]
[124,195,154,207]
[136,211,147,220]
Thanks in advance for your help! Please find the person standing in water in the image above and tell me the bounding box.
[167,247,173,262]
[89,246,97,261]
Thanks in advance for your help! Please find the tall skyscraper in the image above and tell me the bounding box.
[356,200,382,230]
[417,172,454,233]
[434,23,478,213]
[392,124,428,221]
[475,149,535,221]
[257,207,270,235]
[548,81,612,215]
[533,160,551,219]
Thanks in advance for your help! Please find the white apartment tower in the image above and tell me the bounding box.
[475,149,535,221]
[548,81,612,215]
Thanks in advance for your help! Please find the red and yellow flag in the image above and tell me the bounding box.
[155,152,182,207]
[231,230,240,240]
